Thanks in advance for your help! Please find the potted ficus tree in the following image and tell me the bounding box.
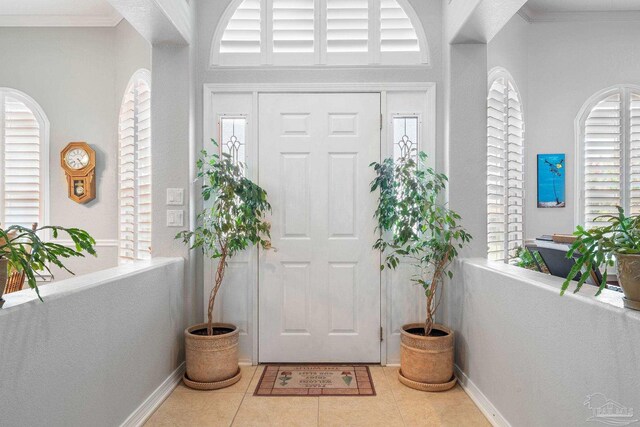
[0,224,96,307]
[177,143,271,390]
[370,152,471,392]
[562,206,640,310]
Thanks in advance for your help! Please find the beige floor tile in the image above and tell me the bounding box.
[247,365,266,394]
[366,366,397,401]
[318,395,404,427]
[232,395,319,426]
[146,365,490,427]
[210,365,257,394]
[145,385,245,427]
[383,366,490,427]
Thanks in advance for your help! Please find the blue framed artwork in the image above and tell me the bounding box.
[537,154,566,208]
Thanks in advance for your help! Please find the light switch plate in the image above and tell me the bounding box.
[166,188,184,206]
[167,210,184,227]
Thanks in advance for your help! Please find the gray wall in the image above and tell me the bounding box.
[0,21,150,278]
[0,258,185,427]
[446,259,640,426]
[526,20,640,238]
[488,17,640,240]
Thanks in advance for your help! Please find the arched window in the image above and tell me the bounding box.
[577,85,640,229]
[118,70,152,262]
[0,88,49,229]
[211,0,429,67]
[487,68,525,263]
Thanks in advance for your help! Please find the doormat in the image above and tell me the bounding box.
[254,365,376,396]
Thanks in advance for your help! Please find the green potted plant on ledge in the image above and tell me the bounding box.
[177,143,271,390]
[563,206,640,310]
[0,224,96,307]
[370,152,471,392]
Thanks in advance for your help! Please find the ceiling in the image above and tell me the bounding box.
[0,0,122,27]
[526,0,640,13]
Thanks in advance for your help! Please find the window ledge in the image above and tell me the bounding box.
[465,258,631,313]
[1,258,183,311]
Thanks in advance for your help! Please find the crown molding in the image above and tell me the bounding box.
[518,4,640,23]
[0,11,123,27]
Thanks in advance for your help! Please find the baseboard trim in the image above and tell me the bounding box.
[454,365,510,427]
[121,362,185,427]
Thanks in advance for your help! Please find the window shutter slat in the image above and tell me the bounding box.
[136,80,152,260]
[3,96,41,228]
[327,0,369,53]
[273,0,314,53]
[380,0,419,52]
[487,76,524,263]
[584,93,622,229]
[119,75,152,263]
[221,0,261,54]
[629,92,640,215]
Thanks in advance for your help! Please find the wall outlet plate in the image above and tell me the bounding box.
[166,188,184,206]
[167,210,184,227]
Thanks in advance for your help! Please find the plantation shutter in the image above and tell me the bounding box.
[220,0,261,54]
[136,80,152,260]
[2,95,41,228]
[487,78,508,262]
[506,82,524,258]
[380,0,418,52]
[583,93,622,229]
[119,75,152,263]
[487,75,525,263]
[272,0,314,53]
[629,91,640,215]
[118,87,136,262]
[215,0,425,66]
[326,0,369,53]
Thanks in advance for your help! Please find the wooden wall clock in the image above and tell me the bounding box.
[60,142,96,204]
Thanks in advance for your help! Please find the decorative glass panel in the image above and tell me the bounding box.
[220,116,247,165]
[393,116,418,161]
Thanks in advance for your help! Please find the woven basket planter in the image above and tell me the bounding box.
[399,323,456,392]
[184,322,240,390]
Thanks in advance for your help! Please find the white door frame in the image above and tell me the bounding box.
[203,82,436,365]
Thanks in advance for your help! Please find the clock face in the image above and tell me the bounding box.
[65,148,90,170]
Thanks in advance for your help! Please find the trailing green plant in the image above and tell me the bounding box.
[513,246,545,272]
[370,152,472,336]
[177,141,271,336]
[0,225,96,300]
[562,206,639,296]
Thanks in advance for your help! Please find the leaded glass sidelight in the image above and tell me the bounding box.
[393,116,419,161]
[220,116,247,165]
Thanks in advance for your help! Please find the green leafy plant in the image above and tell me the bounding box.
[562,206,639,296]
[0,225,97,300]
[177,142,271,336]
[513,246,546,272]
[370,152,472,336]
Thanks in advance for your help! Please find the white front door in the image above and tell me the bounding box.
[258,93,381,363]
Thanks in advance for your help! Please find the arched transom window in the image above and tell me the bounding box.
[0,88,48,229]
[211,0,429,67]
[118,70,152,263]
[487,68,525,263]
[577,85,640,229]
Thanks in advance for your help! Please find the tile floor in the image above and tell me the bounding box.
[145,366,490,427]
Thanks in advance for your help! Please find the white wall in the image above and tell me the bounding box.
[0,21,150,279]
[0,258,185,427]
[445,259,640,426]
[487,14,528,114]
[526,20,640,239]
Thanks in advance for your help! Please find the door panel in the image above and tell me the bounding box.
[259,93,381,363]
